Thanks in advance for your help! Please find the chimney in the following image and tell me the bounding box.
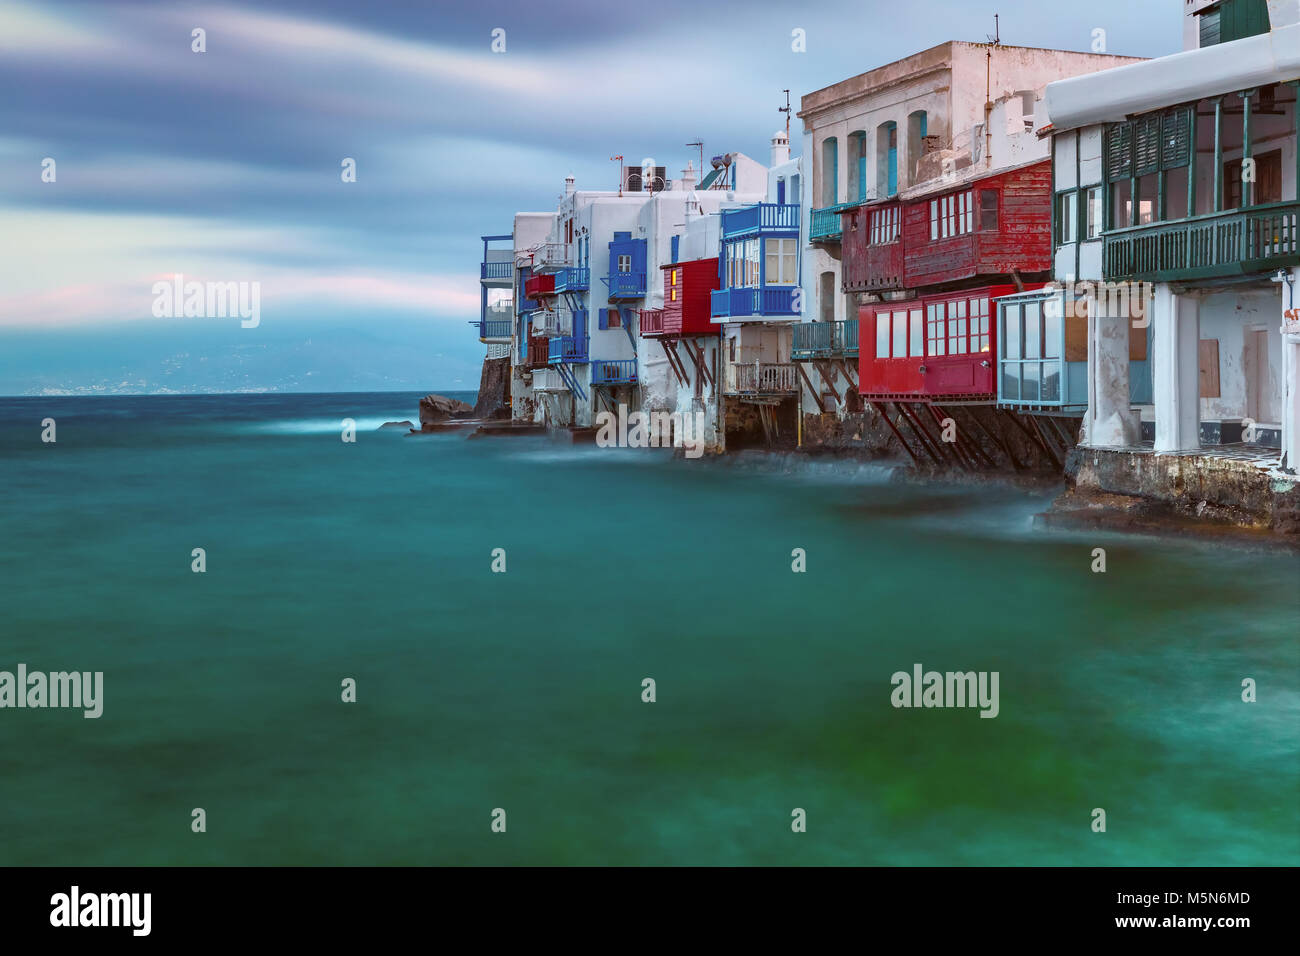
[770,130,790,167]
[679,160,697,193]
[564,174,575,197]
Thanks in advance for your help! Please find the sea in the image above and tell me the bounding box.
[0,391,1296,865]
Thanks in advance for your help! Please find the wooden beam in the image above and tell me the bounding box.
[968,406,1024,471]
[684,338,715,388]
[871,401,919,465]
[1026,413,1062,471]
[938,405,997,469]
[794,363,826,414]
[659,339,689,388]
[926,403,978,470]
[896,402,945,466]
[812,361,842,403]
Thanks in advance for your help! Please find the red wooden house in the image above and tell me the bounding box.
[641,257,720,391]
[650,257,720,336]
[854,160,1053,402]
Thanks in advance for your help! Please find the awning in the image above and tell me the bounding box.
[1045,23,1300,131]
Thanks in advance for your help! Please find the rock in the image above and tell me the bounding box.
[419,394,473,426]
[378,420,414,430]
[467,357,512,421]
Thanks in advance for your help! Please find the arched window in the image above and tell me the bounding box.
[907,111,928,186]
[821,138,838,207]
[876,122,898,197]
[848,131,868,201]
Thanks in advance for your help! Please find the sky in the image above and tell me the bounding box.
[0,0,1184,395]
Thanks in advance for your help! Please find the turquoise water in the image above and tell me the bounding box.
[1,392,1297,865]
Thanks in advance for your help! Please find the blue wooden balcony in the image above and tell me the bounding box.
[553,267,590,293]
[1104,200,1300,283]
[810,203,860,242]
[604,272,647,299]
[719,203,800,239]
[480,260,512,281]
[792,319,858,359]
[548,335,589,364]
[710,286,800,319]
[590,359,638,385]
[477,318,513,340]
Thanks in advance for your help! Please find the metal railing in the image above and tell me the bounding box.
[590,359,638,385]
[719,202,800,238]
[548,335,589,364]
[553,266,590,293]
[605,272,647,298]
[792,319,858,358]
[710,286,800,318]
[1104,200,1300,282]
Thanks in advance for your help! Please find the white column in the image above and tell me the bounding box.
[1152,284,1201,452]
[1281,267,1300,472]
[1085,293,1139,447]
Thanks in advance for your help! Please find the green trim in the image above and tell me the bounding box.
[1241,89,1254,208]
[1213,97,1224,213]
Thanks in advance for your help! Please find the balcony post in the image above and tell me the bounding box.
[1151,285,1201,453]
[1187,104,1197,219]
[1212,97,1224,214]
[1292,82,1300,204]
[1241,90,1255,209]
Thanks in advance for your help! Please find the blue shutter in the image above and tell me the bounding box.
[671,235,679,264]
[598,308,608,330]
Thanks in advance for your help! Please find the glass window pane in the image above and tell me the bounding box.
[1042,360,1060,402]
[1024,301,1041,359]
[893,311,907,357]
[909,310,923,357]
[1002,362,1019,400]
[1022,362,1040,401]
[1044,307,1061,360]
[876,313,890,357]
[1003,305,1021,359]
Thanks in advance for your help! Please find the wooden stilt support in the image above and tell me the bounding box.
[967,405,1024,472]
[1026,413,1062,471]
[660,340,689,388]
[813,362,842,404]
[871,400,919,464]
[794,363,826,414]
[896,402,944,466]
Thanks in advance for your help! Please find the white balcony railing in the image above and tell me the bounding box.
[531,367,567,392]
[522,241,573,272]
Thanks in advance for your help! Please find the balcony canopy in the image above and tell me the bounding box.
[1045,23,1300,132]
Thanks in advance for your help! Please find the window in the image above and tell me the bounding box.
[1084,187,1102,240]
[927,302,945,357]
[1105,106,1192,226]
[892,310,907,358]
[980,190,998,231]
[909,310,923,356]
[971,297,990,353]
[609,308,622,328]
[729,337,736,362]
[764,238,798,285]
[670,267,678,302]
[876,313,890,358]
[930,191,974,240]
[725,240,761,288]
[617,254,632,273]
[947,298,967,355]
[870,206,900,244]
[1058,191,1078,244]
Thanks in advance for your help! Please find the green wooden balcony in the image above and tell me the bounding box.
[1104,201,1300,283]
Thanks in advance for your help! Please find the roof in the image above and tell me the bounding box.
[1045,24,1300,131]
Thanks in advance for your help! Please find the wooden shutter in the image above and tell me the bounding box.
[1198,339,1220,397]
[1106,124,1133,182]
[1134,115,1162,177]
[1161,108,1191,170]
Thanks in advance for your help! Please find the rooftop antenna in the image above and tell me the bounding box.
[984,14,999,168]
[610,155,624,196]
[779,89,791,137]
[686,140,704,181]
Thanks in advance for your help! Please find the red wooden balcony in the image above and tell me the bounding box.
[639,308,666,335]
[525,335,550,368]
[858,284,1020,401]
[842,203,904,293]
[901,161,1052,289]
[659,257,720,335]
[524,273,555,300]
